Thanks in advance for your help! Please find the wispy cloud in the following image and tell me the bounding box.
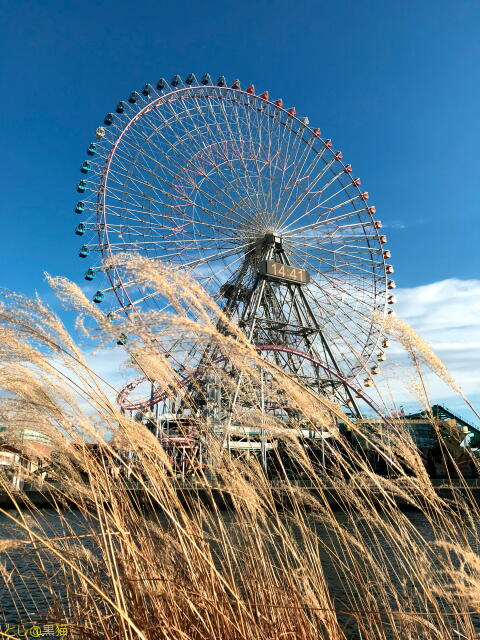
[382,217,425,230]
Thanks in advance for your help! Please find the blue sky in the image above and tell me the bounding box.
[2,0,479,419]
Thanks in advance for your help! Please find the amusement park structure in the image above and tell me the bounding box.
[73,73,397,468]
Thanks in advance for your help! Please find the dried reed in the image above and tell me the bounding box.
[0,259,478,640]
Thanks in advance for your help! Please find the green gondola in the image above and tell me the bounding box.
[84,268,95,281]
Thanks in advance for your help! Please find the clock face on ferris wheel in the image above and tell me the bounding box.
[73,73,394,391]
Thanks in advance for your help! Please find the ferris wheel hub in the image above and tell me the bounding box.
[262,233,283,247]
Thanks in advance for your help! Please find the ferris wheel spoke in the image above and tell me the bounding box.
[289,287,372,377]
[282,159,345,229]
[306,286,376,352]
[270,118,321,199]
[106,151,250,230]
[188,248,250,288]
[269,116,313,222]
[226,96,271,219]
[104,200,246,240]
[289,190,367,227]
[281,194,364,236]
[162,94,271,225]
[176,94,270,221]
[274,128,338,225]
[103,181,250,239]
[322,320,371,377]
[313,181,360,212]
[254,102,277,227]
[276,157,338,230]
[213,97,272,229]
[244,100,293,225]
[283,206,371,237]
[179,240,253,269]
[287,242,380,283]
[289,238,384,268]
[114,110,260,229]
[287,246,380,314]
[291,219,380,240]
[274,255,376,343]
[252,104,302,229]
[291,234,383,252]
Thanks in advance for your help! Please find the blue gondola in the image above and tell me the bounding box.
[93,290,104,304]
[128,92,138,104]
[75,223,85,236]
[156,78,167,90]
[77,180,87,193]
[116,101,126,114]
[80,161,91,174]
[75,201,85,213]
[217,76,226,87]
[202,73,212,85]
[171,74,181,87]
[142,83,153,96]
[117,333,127,346]
[78,245,89,258]
[87,143,97,156]
[84,268,95,281]
[185,73,195,85]
[104,113,114,125]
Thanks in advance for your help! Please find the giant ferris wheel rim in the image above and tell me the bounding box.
[75,74,392,382]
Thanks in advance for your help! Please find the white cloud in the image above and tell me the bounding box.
[396,278,480,390]
[375,278,480,422]
[84,347,135,393]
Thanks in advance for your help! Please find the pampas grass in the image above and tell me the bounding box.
[0,258,478,639]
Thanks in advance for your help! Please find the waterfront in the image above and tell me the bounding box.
[1,507,479,639]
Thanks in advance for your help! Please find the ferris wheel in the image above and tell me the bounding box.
[73,74,395,412]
